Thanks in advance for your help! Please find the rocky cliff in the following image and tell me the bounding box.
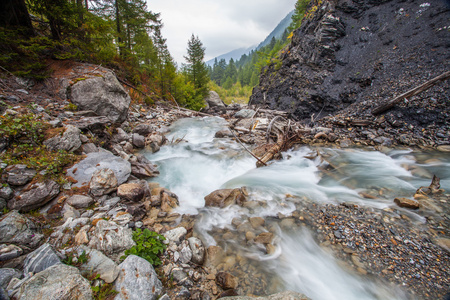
[249,0,449,128]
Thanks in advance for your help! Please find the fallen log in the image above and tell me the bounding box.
[372,71,450,115]
[256,132,284,168]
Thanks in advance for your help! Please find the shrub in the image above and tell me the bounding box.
[121,228,166,266]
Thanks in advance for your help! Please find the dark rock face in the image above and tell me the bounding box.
[250,0,450,124]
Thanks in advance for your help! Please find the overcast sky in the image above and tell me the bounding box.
[147,0,297,65]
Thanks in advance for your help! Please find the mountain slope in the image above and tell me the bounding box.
[206,10,294,66]
[249,0,449,132]
[256,10,294,49]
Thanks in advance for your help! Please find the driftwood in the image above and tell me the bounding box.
[372,71,450,115]
[229,128,268,167]
[256,131,284,168]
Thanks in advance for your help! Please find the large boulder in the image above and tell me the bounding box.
[14,264,92,300]
[88,219,135,254]
[66,151,131,187]
[43,125,82,152]
[70,71,131,123]
[0,211,43,247]
[8,180,60,212]
[204,91,226,108]
[204,188,248,208]
[114,255,163,300]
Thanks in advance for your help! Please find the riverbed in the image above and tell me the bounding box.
[143,116,450,300]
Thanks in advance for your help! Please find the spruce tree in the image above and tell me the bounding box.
[184,34,209,99]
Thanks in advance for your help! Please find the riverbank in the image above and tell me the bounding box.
[0,63,448,300]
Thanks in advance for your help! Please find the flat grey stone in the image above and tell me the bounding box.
[15,264,92,300]
[66,151,131,187]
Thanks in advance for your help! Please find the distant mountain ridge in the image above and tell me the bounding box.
[206,10,294,66]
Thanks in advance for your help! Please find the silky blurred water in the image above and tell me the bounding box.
[143,117,450,300]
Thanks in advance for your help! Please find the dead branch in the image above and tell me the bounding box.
[372,71,450,115]
[229,128,268,167]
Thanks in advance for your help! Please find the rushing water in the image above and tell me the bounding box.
[143,117,450,300]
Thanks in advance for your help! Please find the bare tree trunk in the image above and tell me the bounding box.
[115,0,123,56]
[372,71,450,115]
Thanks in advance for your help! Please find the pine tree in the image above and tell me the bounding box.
[184,34,209,99]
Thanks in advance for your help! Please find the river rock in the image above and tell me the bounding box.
[130,154,159,178]
[3,165,36,186]
[43,125,82,152]
[77,246,119,283]
[254,232,274,244]
[216,272,237,290]
[234,109,256,119]
[0,186,13,201]
[67,151,131,187]
[0,212,43,247]
[8,180,59,212]
[0,245,23,262]
[132,124,154,136]
[161,191,179,212]
[171,267,192,287]
[14,264,92,300]
[0,268,21,289]
[179,244,193,264]
[118,182,148,202]
[89,168,118,196]
[222,291,310,300]
[70,71,131,123]
[394,197,420,209]
[188,237,205,265]
[114,255,163,300]
[88,219,135,254]
[205,246,224,267]
[204,188,248,208]
[436,145,450,152]
[114,128,130,143]
[23,243,61,274]
[132,133,146,148]
[82,142,98,154]
[204,91,226,108]
[66,195,94,209]
[163,227,187,245]
[249,217,265,229]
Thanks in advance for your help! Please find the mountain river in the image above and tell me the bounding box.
[143,117,450,300]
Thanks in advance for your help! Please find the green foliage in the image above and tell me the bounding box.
[121,228,166,266]
[0,113,78,182]
[88,273,118,300]
[64,103,78,111]
[288,0,311,32]
[208,1,311,104]
[183,34,210,108]
[209,81,252,105]
[0,113,47,146]
[63,250,89,266]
